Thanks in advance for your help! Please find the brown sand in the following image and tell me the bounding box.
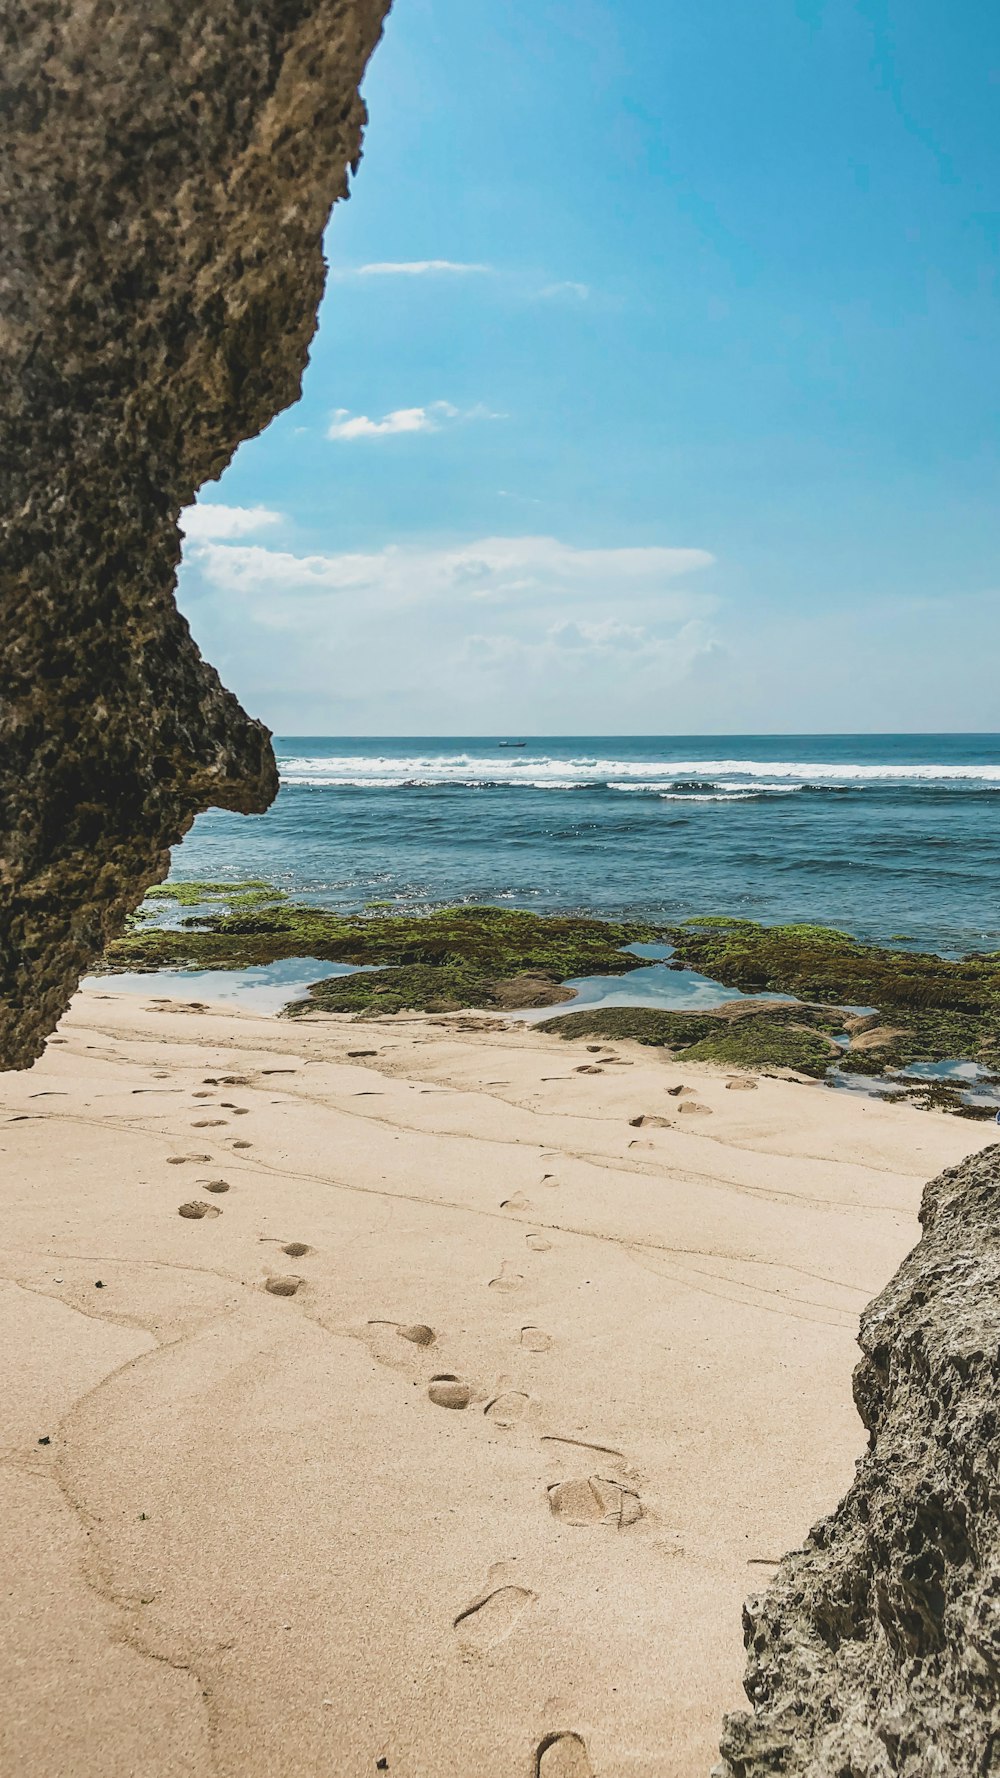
[1,988,993,1777]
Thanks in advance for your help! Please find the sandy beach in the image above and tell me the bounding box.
[2,987,992,1778]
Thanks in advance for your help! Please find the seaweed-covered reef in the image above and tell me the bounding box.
[103,894,1000,1113]
[716,1143,1000,1776]
[537,1004,851,1081]
[0,0,390,1070]
[664,918,1000,1079]
[105,890,659,1013]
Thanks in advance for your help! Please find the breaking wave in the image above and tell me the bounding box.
[277,751,1000,793]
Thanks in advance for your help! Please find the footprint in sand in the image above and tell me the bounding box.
[428,1375,472,1410]
[167,1154,212,1166]
[220,1075,251,1087]
[676,1101,712,1116]
[265,1276,302,1297]
[526,1232,551,1253]
[201,1179,230,1194]
[454,1584,535,1651]
[665,1084,691,1098]
[501,1192,531,1212]
[547,1477,642,1529]
[628,1115,671,1129]
[536,1732,594,1777]
[363,1320,437,1371]
[726,1076,758,1091]
[178,1201,221,1220]
[484,1391,529,1428]
[520,1327,553,1353]
[574,1064,603,1075]
[191,1119,227,1128]
[231,1140,253,1150]
[488,1263,524,1294]
[283,1242,310,1258]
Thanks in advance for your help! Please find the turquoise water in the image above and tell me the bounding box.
[167,734,1000,954]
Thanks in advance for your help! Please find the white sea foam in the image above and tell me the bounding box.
[277,752,1000,791]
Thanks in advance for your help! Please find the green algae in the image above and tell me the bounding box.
[145,879,279,906]
[676,1019,840,1078]
[103,892,659,1013]
[664,918,1000,1012]
[537,1004,843,1077]
[536,1008,722,1048]
[286,963,499,1017]
[101,889,1000,1110]
[662,918,1000,1079]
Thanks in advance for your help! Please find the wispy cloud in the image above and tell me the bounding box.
[326,401,503,441]
[178,503,282,540]
[332,260,493,278]
[186,534,714,612]
[462,615,719,680]
[538,280,590,301]
[180,533,719,727]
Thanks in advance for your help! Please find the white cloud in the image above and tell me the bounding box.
[178,502,282,540]
[464,616,719,680]
[332,260,493,278]
[539,280,590,301]
[549,618,649,650]
[188,534,714,613]
[326,400,502,441]
[326,405,441,440]
[178,532,719,729]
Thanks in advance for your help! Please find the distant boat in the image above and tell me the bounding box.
[497,740,526,748]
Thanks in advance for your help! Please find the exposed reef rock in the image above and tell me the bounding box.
[0,0,391,1069]
[102,891,658,1013]
[666,918,1000,1078]
[538,1002,848,1078]
[717,1142,1000,1776]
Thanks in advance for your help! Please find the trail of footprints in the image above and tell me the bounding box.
[362,1175,640,1773]
[170,1079,623,1770]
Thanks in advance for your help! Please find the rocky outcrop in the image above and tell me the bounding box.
[0,0,391,1069]
[717,1142,1000,1776]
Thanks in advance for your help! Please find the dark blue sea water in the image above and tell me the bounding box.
[167,735,1000,955]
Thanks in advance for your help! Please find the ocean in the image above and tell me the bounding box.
[170,735,1000,955]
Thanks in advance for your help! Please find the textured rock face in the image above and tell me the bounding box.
[717,1142,1000,1777]
[0,0,390,1068]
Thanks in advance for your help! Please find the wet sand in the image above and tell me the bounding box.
[2,988,991,1777]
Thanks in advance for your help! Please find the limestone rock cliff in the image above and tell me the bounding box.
[0,0,390,1069]
[717,1141,1000,1776]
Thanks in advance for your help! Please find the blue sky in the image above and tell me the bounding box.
[180,0,1000,734]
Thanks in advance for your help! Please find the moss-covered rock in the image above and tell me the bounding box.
[678,1019,839,1078]
[536,1007,722,1048]
[665,917,999,1013]
[104,889,659,1014]
[288,964,491,1016]
[285,963,576,1017]
[146,880,277,906]
[537,1003,843,1078]
[664,918,1000,1076]
[102,892,1000,1108]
